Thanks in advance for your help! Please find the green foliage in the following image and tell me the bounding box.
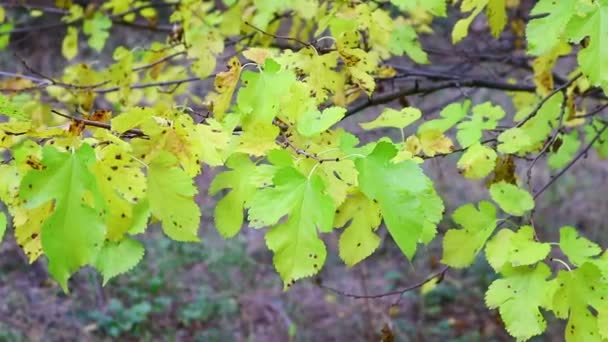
[442,201,497,268]
[1,0,608,340]
[355,142,443,259]
[489,181,535,217]
[485,263,555,340]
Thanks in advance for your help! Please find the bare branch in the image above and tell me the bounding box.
[533,120,608,199]
[316,266,448,300]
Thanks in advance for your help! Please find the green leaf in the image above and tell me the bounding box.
[388,25,428,64]
[442,201,497,268]
[485,263,556,340]
[335,192,382,267]
[147,152,200,242]
[0,23,12,50]
[456,142,497,179]
[297,106,346,137]
[359,107,421,131]
[209,153,259,238]
[489,181,534,216]
[456,102,505,148]
[237,58,296,125]
[111,107,154,134]
[548,132,581,169]
[355,142,443,259]
[94,237,145,285]
[498,86,564,154]
[247,167,335,287]
[19,144,106,292]
[0,94,28,120]
[487,0,507,37]
[585,119,608,158]
[552,263,608,342]
[83,12,112,52]
[526,0,577,55]
[485,226,550,271]
[566,1,608,92]
[0,211,6,243]
[558,226,601,266]
[452,1,485,44]
[62,26,78,60]
[418,101,470,133]
[390,0,446,16]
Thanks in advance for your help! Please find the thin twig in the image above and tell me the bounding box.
[515,73,582,128]
[244,21,311,48]
[533,120,608,199]
[50,110,146,138]
[317,266,448,299]
[526,89,569,191]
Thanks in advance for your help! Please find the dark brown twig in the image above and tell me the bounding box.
[533,120,608,199]
[317,266,448,300]
[50,110,146,138]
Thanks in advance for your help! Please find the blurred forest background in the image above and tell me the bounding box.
[1,1,607,341]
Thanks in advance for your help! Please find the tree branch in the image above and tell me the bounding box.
[316,266,448,300]
[533,120,608,199]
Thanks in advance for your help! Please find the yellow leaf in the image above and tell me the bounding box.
[421,277,440,295]
[419,130,454,157]
[208,57,241,121]
[532,41,571,96]
[62,26,79,60]
[487,0,506,37]
[243,48,273,64]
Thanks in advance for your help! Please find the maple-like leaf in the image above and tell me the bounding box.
[489,181,534,216]
[526,0,577,55]
[457,142,497,179]
[566,1,608,92]
[297,106,346,137]
[335,192,382,267]
[247,166,335,287]
[486,263,556,340]
[442,201,497,268]
[418,101,470,133]
[355,142,443,259]
[558,226,602,266]
[19,144,106,291]
[237,58,296,125]
[147,152,200,242]
[94,237,145,285]
[485,226,550,271]
[456,102,505,148]
[209,153,259,238]
[552,263,608,342]
[359,107,421,131]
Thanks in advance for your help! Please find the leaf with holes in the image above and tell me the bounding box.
[486,263,556,340]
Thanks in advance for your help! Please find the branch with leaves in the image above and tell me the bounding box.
[1,1,608,341]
